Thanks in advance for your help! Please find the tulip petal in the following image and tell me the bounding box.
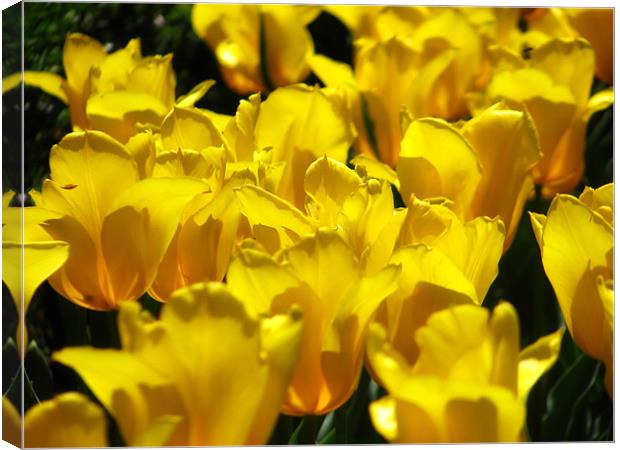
[518,327,564,400]
[528,212,546,248]
[255,84,353,207]
[235,184,315,249]
[2,71,69,103]
[2,240,69,314]
[432,217,505,301]
[309,54,357,91]
[176,79,216,108]
[540,195,613,362]
[414,304,491,382]
[579,183,613,225]
[126,54,176,109]
[159,282,302,444]
[2,397,21,448]
[86,91,169,143]
[462,105,540,247]
[583,87,614,122]
[488,302,520,395]
[382,245,478,366]
[304,155,361,225]
[530,38,594,108]
[262,6,314,87]
[398,118,481,216]
[227,248,301,315]
[24,392,107,448]
[101,177,209,304]
[52,347,183,446]
[160,106,225,152]
[62,33,106,94]
[398,196,459,247]
[43,130,139,237]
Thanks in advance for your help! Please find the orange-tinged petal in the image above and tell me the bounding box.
[563,8,613,84]
[2,397,21,448]
[24,392,107,448]
[462,104,540,247]
[101,177,209,305]
[262,6,315,87]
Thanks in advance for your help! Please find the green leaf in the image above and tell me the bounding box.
[540,351,598,440]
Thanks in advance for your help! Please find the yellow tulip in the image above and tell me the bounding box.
[227,229,401,415]
[375,197,505,365]
[525,8,613,84]
[3,33,178,143]
[235,155,404,273]
[470,39,614,197]
[529,184,613,394]
[397,103,540,248]
[2,200,69,353]
[254,84,355,209]
[3,393,108,448]
[192,4,320,94]
[368,303,563,442]
[53,282,304,445]
[312,8,484,166]
[30,130,209,309]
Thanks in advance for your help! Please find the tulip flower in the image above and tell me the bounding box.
[525,8,613,84]
[3,33,179,143]
[312,8,484,166]
[235,155,404,273]
[397,103,540,248]
[227,229,401,415]
[529,184,613,394]
[29,130,209,309]
[368,303,563,442]
[254,84,355,209]
[192,4,320,94]
[53,282,304,445]
[2,199,69,352]
[375,197,505,365]
[3,393,108,448]
[470,39,614,197]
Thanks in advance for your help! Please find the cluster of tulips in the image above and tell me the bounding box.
[1,4,614,446]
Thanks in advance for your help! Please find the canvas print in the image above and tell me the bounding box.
[1,2,614,446]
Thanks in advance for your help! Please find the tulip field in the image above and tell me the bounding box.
[1,3,614,446]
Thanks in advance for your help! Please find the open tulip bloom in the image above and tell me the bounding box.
[1,4,614,447]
